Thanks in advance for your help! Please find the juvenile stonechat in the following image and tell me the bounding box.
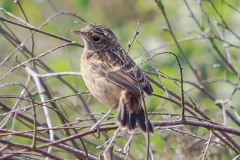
[73,23,153,132]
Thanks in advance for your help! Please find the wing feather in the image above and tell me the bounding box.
[90,61,152,96]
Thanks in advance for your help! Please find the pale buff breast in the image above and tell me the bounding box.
[80,57,122,107]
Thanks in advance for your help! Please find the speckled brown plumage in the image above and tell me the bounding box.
[73,23,153,132]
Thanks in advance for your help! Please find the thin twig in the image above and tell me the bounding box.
[0,42,75,81]
[200,131,212,160]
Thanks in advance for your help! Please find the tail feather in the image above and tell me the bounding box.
[117,103,153,133]
[136,108,153,132]
[128,112,136,130]
[118,102,127,127]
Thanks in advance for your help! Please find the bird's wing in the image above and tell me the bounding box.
[90,60,153,96]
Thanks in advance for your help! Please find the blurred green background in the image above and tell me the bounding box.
[1,0,240,159]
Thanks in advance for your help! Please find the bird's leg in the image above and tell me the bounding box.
[90,107,115,130]
[103,127,121,160]
[123,133,135,155]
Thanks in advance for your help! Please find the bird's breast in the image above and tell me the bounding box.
[80,56,121,107]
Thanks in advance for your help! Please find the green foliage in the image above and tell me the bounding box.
[0,0,15,13]
[0,0,240,159]
[76,0,90,10]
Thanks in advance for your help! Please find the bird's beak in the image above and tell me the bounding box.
[72,30,84,36]
[72,29,88,40]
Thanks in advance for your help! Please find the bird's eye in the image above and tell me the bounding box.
[91,35,101,43]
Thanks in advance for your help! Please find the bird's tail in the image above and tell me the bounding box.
[117,100,153,133]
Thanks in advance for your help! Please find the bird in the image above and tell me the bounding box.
[73,23,153,133]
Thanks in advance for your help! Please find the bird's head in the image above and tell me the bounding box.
[73,23,118,52]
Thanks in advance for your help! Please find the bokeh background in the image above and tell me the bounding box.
[1,0,240,159]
